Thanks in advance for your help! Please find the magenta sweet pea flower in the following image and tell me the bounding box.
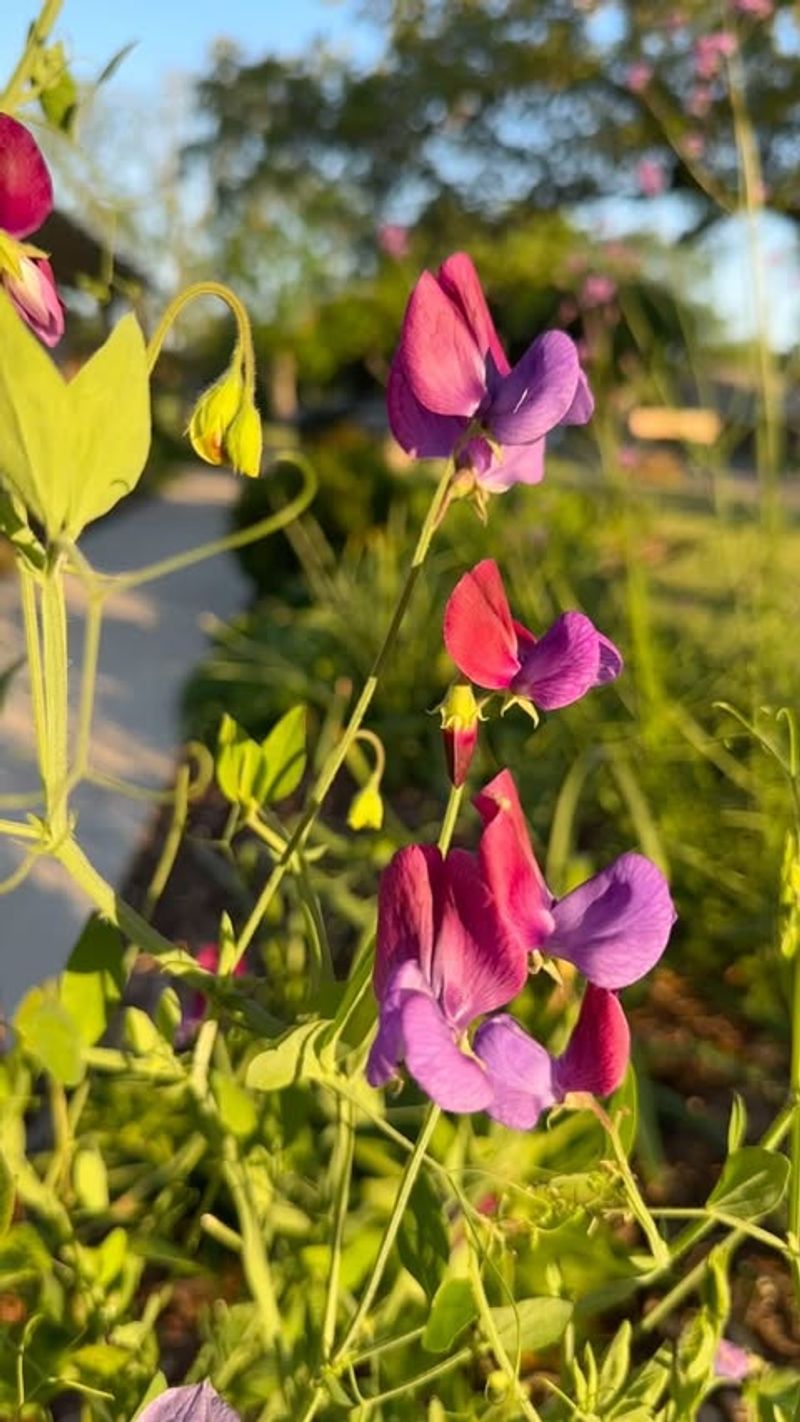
[714,1339,752,1383]
[474,983,630,1129]
[0,114,63,346]
[473,770,676,990]
[387,252,593,492]
[443,559,622,712]
[366,841,531,1111]
[635,159,666,198]
[137,1380,240,1422]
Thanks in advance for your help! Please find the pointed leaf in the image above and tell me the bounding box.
[60,916,125,1047]
[15,986,84,1086]
[258,704,307,803]
[707,1146,790,1221]
[0,292,68,530]
[246,1021,324,1092]
[491,1296,573,1355]
[422,1277,477,1353]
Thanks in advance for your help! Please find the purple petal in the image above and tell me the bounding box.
[0,116,53,239]
[401,990,493,1111]
[138,1380,240,1422]
[562,366,595,426]
[367,960,433,1086]
[443,559,521,690]
[549,853,677,989]
[399,270,487,417]
[438,847,530,1026]
[474,1014,556,1129]
[512,612,622,710]
[488,332,583,445]
[473,770,555,959]
[374,844,443,997]
[466,436,546,492]
[436,252,510,377]
[554,985,630,1098]
[387,357,467,458]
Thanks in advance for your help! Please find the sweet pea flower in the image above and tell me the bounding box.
[367,769,675,1121]
[714,1339,752,1383]
[580,273,618,308]
[387,252,593,492]
[694,31,736,79]
[0,115,63,346]
[179,942,247,1042]
[625,62,653,93]
[474,984,630,1129]
[443,558,622,713]
[733,0,773,16]
[635,158,666,198]
[366,840,530,1111]
[473,771,676,991]
[137,1380,240,1422]
[378,223,410,259]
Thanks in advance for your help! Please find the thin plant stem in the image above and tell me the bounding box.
[437,782,464,855]
[221,1136,282,1351]
[467,1247,542,1422]
[333,1104,441,1364]
[142,760,191,920]
[321,1097,356,1361]
[790,963,800,1300]
[0,0,63,111]
[357,1347,474,1413]
[39,563,70,838]
[145,280,256,393]
[230,465,452,971]
[18,564,48,793]
[70,592,103,785]
[596,1103,668,1267]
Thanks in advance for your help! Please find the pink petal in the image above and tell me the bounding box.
[489,331,583,445]
[367,960,432,1086]
[549,853,677,989]
[400,270,487,417]
[443,559,521,690]
[473,770,555,958]
[374,844,443,996]
[0,116,53,239]
[436,252,510,377]
[4,256,64,346]
[401,990,493,1111]
[554,985,630,1098]
[474,1014,556,1129]
[437,847,530,1027]
[387,357,467,457]
[513,611,622,710]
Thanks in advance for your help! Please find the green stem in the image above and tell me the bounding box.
[231,465,452,971]
[601,1106,669,1268]
[467,1247,542,1422]
[333,1104,441,1364]
[357,1347,474,1413]
[18,564,48,793]
[437,782,464,855]
[146,280,256,394]
[40,562,70,838]
[221,1136,281,1350]
[321,1097,356,1361]
[790,960,800,1300]
[0,0,63,111]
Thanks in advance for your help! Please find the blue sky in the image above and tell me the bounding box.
[0,1,370,89]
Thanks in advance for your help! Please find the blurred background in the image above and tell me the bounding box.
[5,0,800,1219]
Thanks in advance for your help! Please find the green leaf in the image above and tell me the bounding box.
[60,916,125,1047]
[0,302,151,539]
[0,1149,13,1237]
[422,1277,477,1353]
[216,712,263,807]
[66,314,151,535]
[727,1092,748,1154]
[598,1320,632,1405]
[707,1146,790,1221]
[610,1065,638,1158]
[213,1074,257,1138]
[15,986,84,1086]
[397,1174,449,1300]
[0,292,68,531]
[259,704,307,802]
[73,1147,109,1213]
[132,1371,167,1420]
[246,1021,324,1092]
[491,1297,573,1356]
[39,48,79,134]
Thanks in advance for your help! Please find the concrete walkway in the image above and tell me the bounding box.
[0,470,250,1010]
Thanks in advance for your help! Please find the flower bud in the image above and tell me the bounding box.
[225,397,263,478]
[348,775,384,831]
[439,682,481,787]
[188,365,244,466]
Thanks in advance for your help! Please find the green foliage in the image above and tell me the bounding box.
[397,1175,450,1299]
[216,705,307,810]
[422,1278,478,1353]
[706,1146,790,1221]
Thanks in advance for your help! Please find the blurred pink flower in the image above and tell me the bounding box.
[580,273,617,307]
[714,1339,751,1383]
[180,942,247,1041]
[694,31,736,79]
[733,0,773,15]
[625,62,653,93]
[635,158,666,197]
[378,224,410,260]
[687,85,714,117]
[683,132,705,160]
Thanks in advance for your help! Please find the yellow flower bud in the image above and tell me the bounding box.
[347,776,384,831]
[225,397,263,478]
[188,365,244,466]
[439,681,481,787]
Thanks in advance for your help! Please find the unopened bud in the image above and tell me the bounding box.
[439,682,481,787]
[485,1371,510,1403]
[188,364,244,466]
[225,397,263,478]
[347,776,384,831]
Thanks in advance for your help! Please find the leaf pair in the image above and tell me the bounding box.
[0,298,150,543]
